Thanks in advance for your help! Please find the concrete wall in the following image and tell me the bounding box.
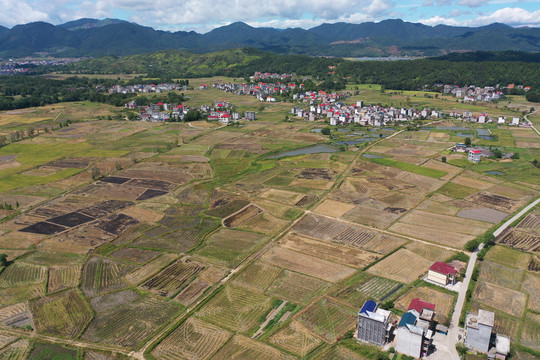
[395,327,421,358]
[357,315,386,346]
[427,270,447,285]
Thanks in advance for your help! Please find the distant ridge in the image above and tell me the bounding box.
[0,18,539,57]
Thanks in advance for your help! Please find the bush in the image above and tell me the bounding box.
[321,127,331,135]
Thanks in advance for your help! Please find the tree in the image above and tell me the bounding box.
[0,253,7,267]
[321,127,331,135]
[442,156,447,163]
[464,137,471,146]
[511,152,520,159]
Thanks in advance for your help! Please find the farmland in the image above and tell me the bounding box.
[0,78,538,358]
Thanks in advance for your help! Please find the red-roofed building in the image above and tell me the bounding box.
[468,149,482,163]
[408,298,436,321]
[427,262,457,286]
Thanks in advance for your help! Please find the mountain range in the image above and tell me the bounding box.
[0,18,539,58]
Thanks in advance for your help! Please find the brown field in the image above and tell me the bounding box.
[313,199,358,218]
[516,212,540,230]
[367,248,433,283]
[239,212,290,236]
[47,265,81,293]
[212,334,295,360]
[396,210,490,236]
[0,302,33,329]
[280,233,380,268]
[521,312,540,351]
[342,204,402,229]
[395,286,455,324]
[298,297,357,342]
[311,344,365,360]
[451,176,495,190]
[473,281,527,317]
[404,241,456,262]
[260,189,305,205]
[152,317,232,360]
[125,254,179,285]
[389,222,474,249]
[521,273,540,312]
[269,320,323,357]
[266,270,331,305]
[261,246,356,282]
[109,248,161,264]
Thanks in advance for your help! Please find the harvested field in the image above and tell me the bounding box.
[0,302,33,329]
[141,258,205,298]
[521,312,540,351]
[404,241,456,262]
[292,214,349,241]
[484,246,531,270]
[137,189,168,201]
[521,273,540,312]
[516,213,540,230]
[267,270,331,305]
[47,265,81,293]
[83,296,179,348]
[367,248,433,283]
[473,281,526,317]
[95,214,139,235]
[197,285,272,333]
[342,204,402,229]
[152,317,232,360]
[529,256,540,273]
[479,261,523,290]
[0,284,45,307]
[125,254,178,285]
[416,199,460,216]
[457,208,508,223]
[0,334,16,349]
[172,279,211,306]
[280,233,380,268]
[90,290,141,313]
[223,204,263,228]
[100,176,130,184]
[23,251,83,266]
[0,262,47,287]
[260,189,305,205]
[497,229,540,252]
[269,320,323,357]
[195,228,265,268]
[239,212,289,235]
[298,297,357,342]
[0,339,30,359]
[176,187,208,206]
[261,246,355,282]
[466,192,519,213]
[232,261,283,293]
[212,334,294,360]
[452,176,495,190]
[396,210,490,235]
[311,344,363,360]
[389,222,473,249]
[331,273,402,308]
[39,225,115,254]
[395,286,455,324]
[109,248,160,264]
[31,289,92,339]
[81,257,135,297]
[314,199,356,218]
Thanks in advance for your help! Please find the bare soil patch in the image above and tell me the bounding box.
[473,281,526,317]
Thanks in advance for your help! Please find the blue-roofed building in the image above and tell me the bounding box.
[356,300,392,346]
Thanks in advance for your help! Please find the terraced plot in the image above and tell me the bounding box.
[232,261,283,292]
[0,262,47,288]
[30,289,92,339]
[124,253,179,285]
[267,270,331,305]
[152,318,232,360]
[298,297,357,342]
[141,257,205,298]
[47,265,81,293]
[331,273,402,308]
[269,320,323,357]
[197,285,272,333]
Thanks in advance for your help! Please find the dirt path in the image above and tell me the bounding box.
[252,301,288,339]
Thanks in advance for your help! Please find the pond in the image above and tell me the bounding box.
[335,139,373,145]
[269,144,339,159]
[337,128,351,133]
[485,170,505,176]
[363,154,384,159]
[310,128,322,133]
[456,133,474,138]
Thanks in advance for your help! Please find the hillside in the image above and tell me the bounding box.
[0,18,540,57]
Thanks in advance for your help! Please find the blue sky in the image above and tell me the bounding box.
[1,0,539,31]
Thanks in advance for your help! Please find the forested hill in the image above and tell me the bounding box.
[1,18,540,57]
[51,48,540,89]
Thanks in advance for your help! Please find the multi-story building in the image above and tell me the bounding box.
[465,309,494,353]
[356,300,392,346]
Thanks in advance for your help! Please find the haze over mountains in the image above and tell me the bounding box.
[0,18,539,58]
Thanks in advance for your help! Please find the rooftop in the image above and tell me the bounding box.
[429,261,457,275]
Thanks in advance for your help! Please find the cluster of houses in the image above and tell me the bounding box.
[109,83,188,94]
[356,261,510,359]
[291,101,440,126]
[212,82,303,102]
[442,85,505,102]
[251,72,295,81]
[453,143,515,163]
[126,99,255,123]
[455,112,522,125]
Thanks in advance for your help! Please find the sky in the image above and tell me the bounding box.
[1,0,539,32]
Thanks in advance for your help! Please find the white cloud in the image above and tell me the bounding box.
[418,15,461,26]
[472,7,540,26]
[0,0,50,27]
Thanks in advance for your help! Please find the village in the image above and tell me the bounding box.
[356,260,510,360]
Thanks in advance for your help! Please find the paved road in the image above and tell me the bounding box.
[493,198,540,237]
[524,109,540,136]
